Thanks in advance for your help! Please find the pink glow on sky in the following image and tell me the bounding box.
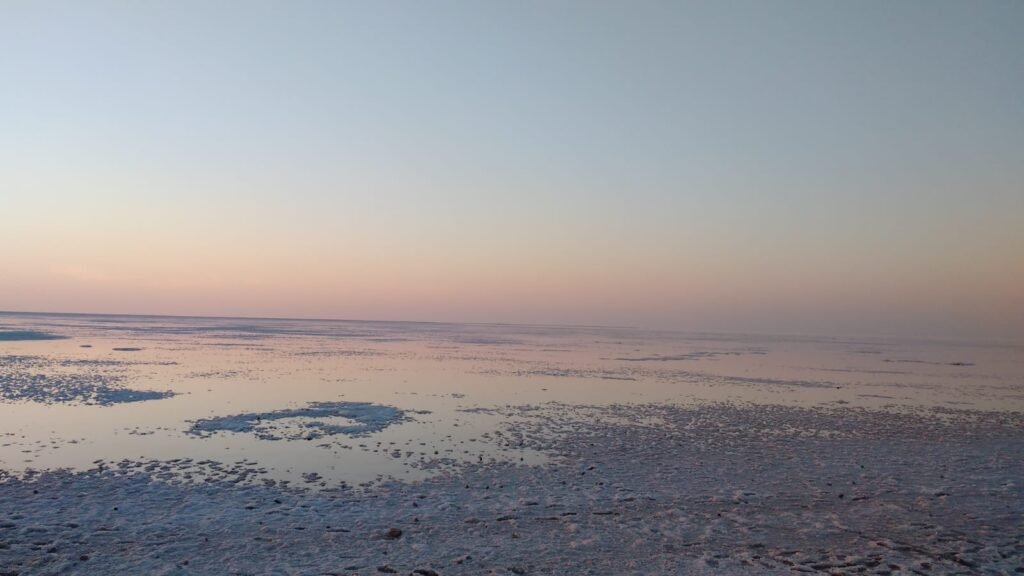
[1,1,1022,340]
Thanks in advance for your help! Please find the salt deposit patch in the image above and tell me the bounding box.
[0,355,176,406]
[0,372,175,405]
[188,401,407,440]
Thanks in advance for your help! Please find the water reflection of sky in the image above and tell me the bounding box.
[1,312,1022,487]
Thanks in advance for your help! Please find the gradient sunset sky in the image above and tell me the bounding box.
[2,1,1022,340]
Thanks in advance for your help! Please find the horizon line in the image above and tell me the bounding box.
[0,308,635,332]
[1,308,1019,348]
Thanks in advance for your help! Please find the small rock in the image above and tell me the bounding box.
[383,527,403,540]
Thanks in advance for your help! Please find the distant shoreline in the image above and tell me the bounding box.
[3,309,1019,348]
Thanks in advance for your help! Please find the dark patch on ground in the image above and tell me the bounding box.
[0,330,67,341]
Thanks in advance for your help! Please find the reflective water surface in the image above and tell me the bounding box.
[2,312,1021,487]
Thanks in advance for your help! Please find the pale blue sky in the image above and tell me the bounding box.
[1,1,1022,340]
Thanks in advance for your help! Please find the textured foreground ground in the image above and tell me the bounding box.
[2,403,1022,575]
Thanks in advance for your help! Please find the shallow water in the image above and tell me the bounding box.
[1,312,1022,487]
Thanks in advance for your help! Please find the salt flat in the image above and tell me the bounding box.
[0,312,1021,574]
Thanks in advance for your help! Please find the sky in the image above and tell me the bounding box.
[1,1,1022,341]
